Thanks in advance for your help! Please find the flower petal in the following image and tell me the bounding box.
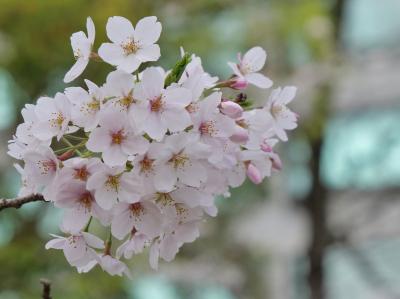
[64,58,89,83]
[134,16,162,46]
[106,16,134,44]
[245,73,273,89]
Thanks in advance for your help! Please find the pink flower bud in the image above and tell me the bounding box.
[220,101,243,119]
[230,77,248,90]
[246,163,262,184]
[230,126,249,143]
[270,153,282,171]
[260,143,273,153]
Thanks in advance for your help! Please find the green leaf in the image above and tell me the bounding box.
[164,52,192,88]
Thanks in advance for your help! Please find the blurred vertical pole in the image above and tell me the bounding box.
[306,1,345,298]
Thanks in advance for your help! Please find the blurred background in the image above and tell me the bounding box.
[1,0,400,298]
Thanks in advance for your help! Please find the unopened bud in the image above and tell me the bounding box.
[220,101,243,119]
[230,77,248,90]
[270,153,282,171]
[246,163,262,184]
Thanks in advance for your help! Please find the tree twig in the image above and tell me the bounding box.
[40,279,52,299]
[0,194,44,212]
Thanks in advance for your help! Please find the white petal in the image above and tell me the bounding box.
[242,46,267,73]
[141,67,164,100]
[82,232,105,249]
[121,135,149,155]
[95,188,117,210]
[135,44,161,62]
[149,242,160,270]
[106,16,134,44]
[134,16,162,46]
[64,58,89,83]
[154,165,176,192]
[177,161,207,188]
[111,209,134,240]
[102,146,127,166]
[86,127,111,152]
[245,73,273,89]
[98,43,125,67]
[45,238,65,250]
[116,54,141,73]
[86,17,95,44]
[142,112,167,141]
[161,109,191,133]
[62,208,90,232]
[160,236,179,262]
[227,62,242,76]
[280,86,297,104]
[163,87,191,107]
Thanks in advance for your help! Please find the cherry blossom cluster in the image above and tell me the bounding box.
[8,16,298,277]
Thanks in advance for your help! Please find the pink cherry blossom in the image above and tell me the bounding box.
[86,108,149,166]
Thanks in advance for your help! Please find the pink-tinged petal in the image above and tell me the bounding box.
[86,127,111,152]
[154,165,177,192]
[199,92,222,119]
[117,54,141,73]
[163,87,191,107]
[64,58,89,83]
[161,109,191,133]
[86,171,107,190]
[98,43,125,66]
[121,135,149,155]
[245,73,273,89]
[135,202,162,237]
[175,222,200,243]
[94,188,117,210]
[106,16,135,44]
[141,67,164,100]
[274,126,288,141]
[129,104,150,129]
[102,146,127,166]
[172,187,213,208]
[230,126,249,143]
[160,235,179,262]
[143,113,167,141]
[134,16,162,46]
[212,114,236,138]
[62,208,90,232]
[82,232,104,249]
[64,238,86,264]
[45,238,65,250]
[111,210,134,240]
[149,242,160,270]
[86,17,95,44]
[135,44,161,62]
[177,161,207,188]
[242,46,266,73]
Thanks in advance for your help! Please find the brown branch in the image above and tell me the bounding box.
[40,279,52,299]
[0,194,45,211]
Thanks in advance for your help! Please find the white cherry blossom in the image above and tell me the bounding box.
[65,80,104,131]
[64,17,95,83]
[32,93,76,141]
[99,16,161,73]
[45,231,104,269]
[130,67,192,141]
[265,86,298,141]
